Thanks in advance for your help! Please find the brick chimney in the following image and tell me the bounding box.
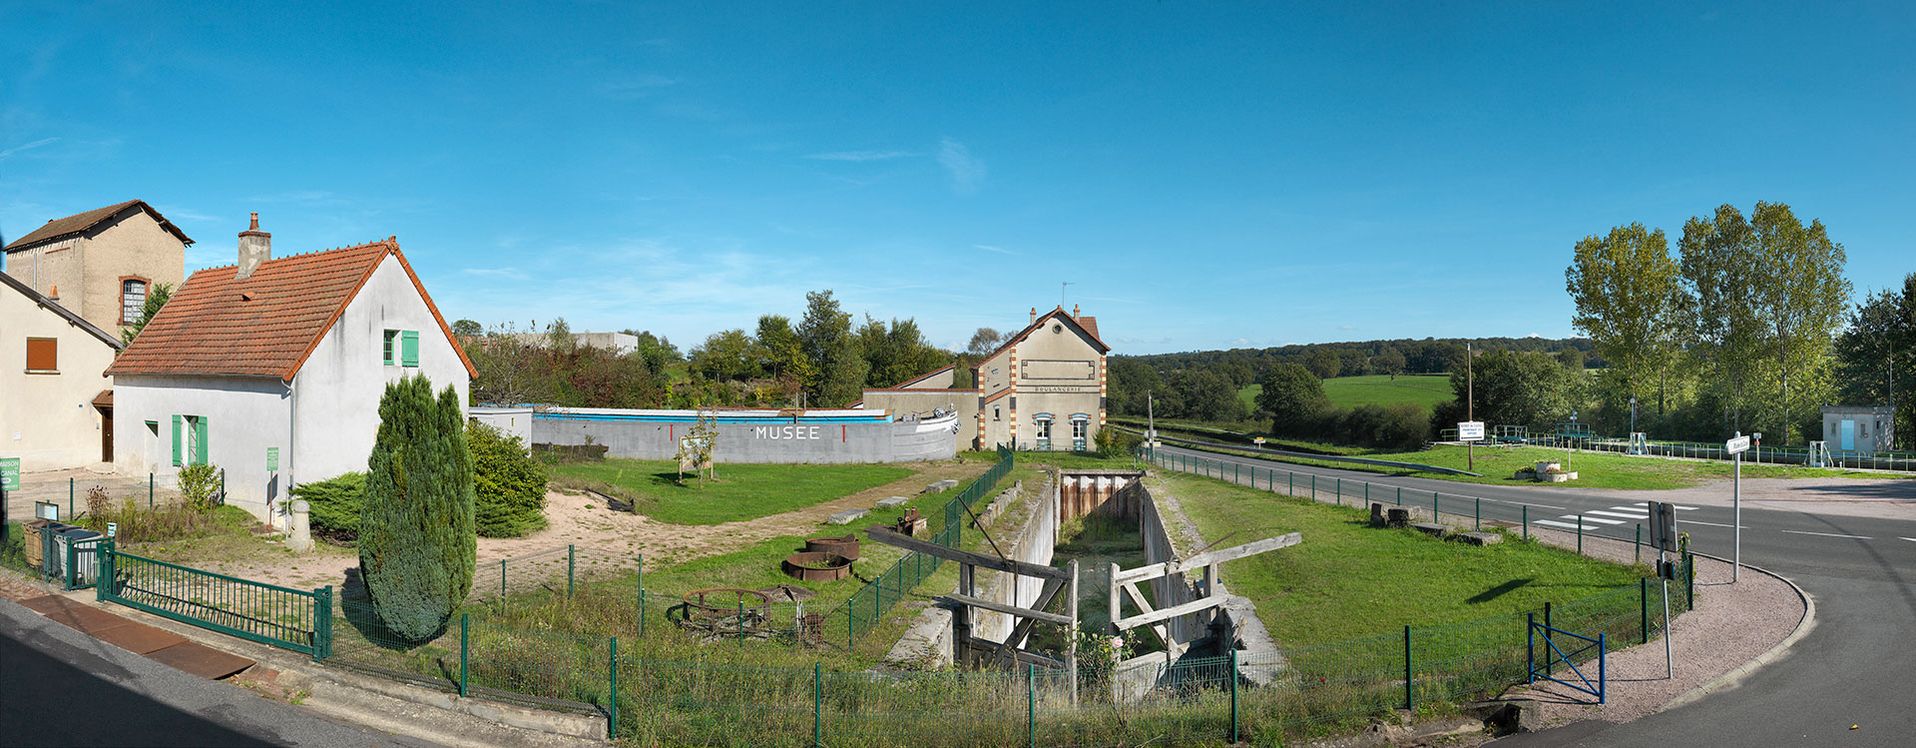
[1072,304,1080,319]
[237,212,271,280]
[1029,307,1037,324]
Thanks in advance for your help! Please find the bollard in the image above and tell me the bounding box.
[1474,498,1481,530]
[814,662,823,747]
[1639,579,1649,645]
[1544,602,1554,675]
[1577,516,1584,555]
[1397,486,1403,506]
[1635,525,1642,565]
[1027,663,1037,748]
[1522,506,1529,540]
[568,545,576,598]
[1403,625,1413,711]
[500,558,507,602]
[636,553,646,636]
[1229,647,1240,743]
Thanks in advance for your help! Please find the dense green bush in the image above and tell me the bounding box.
[1095,426,1140,458]
[470,423,549,537]
[359,375,476,642]
[177,463,220,509]
[292,472,365,541]
[1334,403,1430,451]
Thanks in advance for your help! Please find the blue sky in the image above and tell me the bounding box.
[3,2,1911,355]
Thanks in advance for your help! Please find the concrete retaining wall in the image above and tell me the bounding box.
[531,408,957,464]
[973,474,1060,645]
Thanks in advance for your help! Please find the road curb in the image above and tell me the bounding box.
[1655,551,1816,713]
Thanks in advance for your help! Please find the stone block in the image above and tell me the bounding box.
[1456,531,1503,546]
[876,496,910,509]
[1410,522,1448,538]
[922,479,959,494]
[826,509,868,526]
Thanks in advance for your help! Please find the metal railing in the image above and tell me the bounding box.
[96,540,333,658]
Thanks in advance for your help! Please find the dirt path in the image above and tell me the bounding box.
[181,460,989,590]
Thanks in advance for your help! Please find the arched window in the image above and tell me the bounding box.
[121,278,149,324]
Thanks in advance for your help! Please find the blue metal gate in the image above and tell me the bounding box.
[1527,613,1605,703]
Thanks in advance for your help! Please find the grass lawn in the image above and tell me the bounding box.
[1160,470,1640,645]
[1239,374,1454,415]
[1175,440,1904,490]
[548,459,913,525]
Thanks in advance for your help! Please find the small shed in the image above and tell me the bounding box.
[471,406,534,453]
[1822,406,1896,455]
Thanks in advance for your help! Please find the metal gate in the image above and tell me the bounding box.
[95,540,333,658]
[1527,614,1605,703]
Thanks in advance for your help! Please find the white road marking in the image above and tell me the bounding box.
[1565,515,1625,525]
[1901,537,1916,543]
[1631,503,1699,510]
[1535,519,1607,531]
[1587,510,1647,520]
[1779,529,1873,540]
[1677,519,1746,529]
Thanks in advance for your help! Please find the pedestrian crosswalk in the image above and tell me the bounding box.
[1532,502,1698,532]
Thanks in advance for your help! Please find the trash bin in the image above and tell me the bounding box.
[39,522,74,578]
[22,519,50,567]
[55,528,101,585]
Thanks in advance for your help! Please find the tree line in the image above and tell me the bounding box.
[1567,200,1907,446]
[458,290,995,409]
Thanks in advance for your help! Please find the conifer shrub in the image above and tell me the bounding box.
[291,472,365,541]
[358,375,476,642]
[470,422,549,537]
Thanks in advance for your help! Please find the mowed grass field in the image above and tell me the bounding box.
[1159,470,1640,644]
[1240,373,1454,414]
[547,459,912,524]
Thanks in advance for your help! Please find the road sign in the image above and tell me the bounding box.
[1458,421,1485,442]
[107,522,118,538]
[1647,501,1677,552]
[0,457,18,491]
[1725,435,1751,455]
[1252,437,1266,447]
[267,447,280,473]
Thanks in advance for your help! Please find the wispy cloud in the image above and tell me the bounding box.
[597,73,678,100]
[937,137,986,194]
[804,149,915,162]
[973,244,1016,255]
[464,267,530,280]
[0,137,59,160]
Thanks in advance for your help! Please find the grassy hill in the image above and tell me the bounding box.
[1240,373,1455,414]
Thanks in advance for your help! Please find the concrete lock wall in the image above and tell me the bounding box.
[973,476,1061,645]
[1136,485,1210,645]
[531,408,958,464]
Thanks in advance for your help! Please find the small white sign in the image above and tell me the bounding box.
[1458,421,1486,442]
[1725,435,1751,455]
[1252,437,1267,446]
[107,522,118,538]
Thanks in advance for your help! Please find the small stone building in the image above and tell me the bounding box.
[1822,405,1896,455]
[4,199,192,336]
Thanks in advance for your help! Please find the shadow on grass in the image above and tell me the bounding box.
[1466,578,1533,604]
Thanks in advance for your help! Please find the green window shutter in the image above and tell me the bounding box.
[193,417,209,466]
[171,415,183,466]
[401,330,420,367]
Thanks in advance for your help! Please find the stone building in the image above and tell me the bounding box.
[861,305,1109,452]
[1821,405,1896,455]
[3,199,192,336]
[0,271,124,470]
[107,215,474,522]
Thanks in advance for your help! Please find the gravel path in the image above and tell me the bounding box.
[1505,527,1806,728]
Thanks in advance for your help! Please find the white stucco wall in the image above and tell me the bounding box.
[2,285,120,470]
[291,254,471,487]
[112,375,291,518]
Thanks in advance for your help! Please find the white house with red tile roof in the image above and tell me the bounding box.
[106,215,474,522]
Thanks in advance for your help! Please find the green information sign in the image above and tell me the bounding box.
[266,447,280,473]
[0,457,19,492]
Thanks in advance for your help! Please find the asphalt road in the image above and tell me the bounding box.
[0,598,429,748]
[1152,443,1916,747]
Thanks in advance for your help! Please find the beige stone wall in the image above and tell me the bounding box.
[1,286,120,470]
[989,314,1106,451]
[79,209,187,335]
[4,237,85,312]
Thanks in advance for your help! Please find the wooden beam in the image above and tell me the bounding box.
[1112,560,1173,586]
[1114,594,1220,631]
[1178,533,1302,573]
[979,577,1065,666]
[939,594,1072,625]
[865,527,1070,580]
[961,637,1065,670]
[1117,582,1171,646]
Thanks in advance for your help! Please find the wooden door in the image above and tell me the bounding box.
[100,407,114,462]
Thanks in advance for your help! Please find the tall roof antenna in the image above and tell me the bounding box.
[1061,281,1072,309]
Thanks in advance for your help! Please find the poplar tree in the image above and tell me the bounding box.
[359,375,476,642]
[1565,223,1688,418]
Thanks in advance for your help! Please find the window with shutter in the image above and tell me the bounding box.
[383,330,399,365]
[401,330,420,367]
[192,417,209,466]
[25,337,57,372]
[171,415,183,466]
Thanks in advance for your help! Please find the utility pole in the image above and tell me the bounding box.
[1466,343,1474,472]
[1147,391,1156,458]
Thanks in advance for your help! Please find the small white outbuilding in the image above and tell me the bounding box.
[107,215,475,523]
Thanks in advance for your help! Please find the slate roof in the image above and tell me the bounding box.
[105,239,476,381]
[4,199,194,251]
[0,271,124,350]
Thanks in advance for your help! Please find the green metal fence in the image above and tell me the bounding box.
[95,540,333,658]
[826,445,1014,647]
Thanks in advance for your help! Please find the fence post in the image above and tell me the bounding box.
[1639,579,1649,645]
[1543,602,1553,676]
[1576,515,1584,555]
[1402,625,1413,712]
[607,636,618,739]
[69,477,75,520]
[1335,477,1341,506]
[1310,475,1316,500]
[1396,486,1402,506]
[459,613,470,696]
[1027,663,1036,748]
[1289,472,1294,496]
[1597,633,1607,704]
[1522,506,1528,541]
[500,558,507,602]
[149,473,155,509]
[96,539,113,602]
[1525,613,1535,684]
[847,598,855,651]
[1474,498,1481,530]
[636,553,645,636]
[568,544,576,598]
[1635,524,1642,564]
[313,586,333,661]
[1685,551,1695,609]
[739,600,747,645]
[1229,646,1240,743]
[1433,493,1439,522]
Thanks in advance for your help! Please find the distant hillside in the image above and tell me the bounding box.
[1122,336,1597,375]
[1240,374,1455,415]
